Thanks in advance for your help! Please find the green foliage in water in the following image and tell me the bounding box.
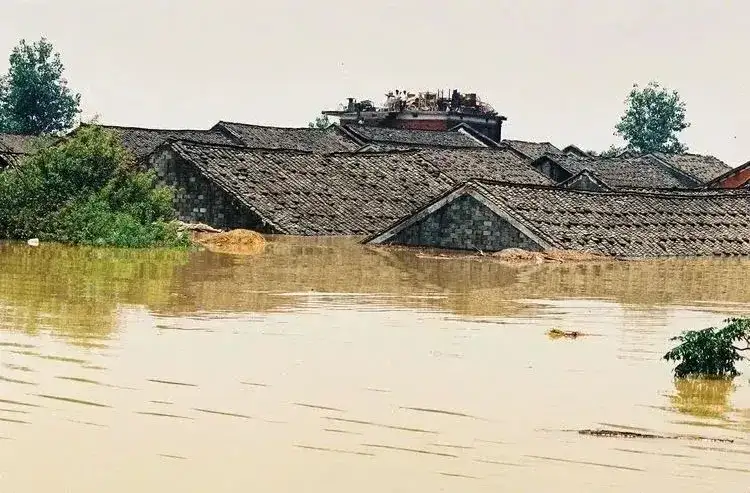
[664,318,750,378]
[0,124,189,248]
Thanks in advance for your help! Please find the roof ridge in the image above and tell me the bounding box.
[80,122,217,133]
[216,120,333,131]
[468,177,750,198]
[324,148,422,157]
[167,138,314,154]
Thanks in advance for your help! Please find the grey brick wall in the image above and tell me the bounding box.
[389,195,542,252]
[149,150,270,231]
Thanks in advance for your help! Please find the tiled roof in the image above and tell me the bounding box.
[212,122,361,153]
[415,148,552,185]
[91,124,235,161]
[502,140,561,159]
[537,153,699,189]
[557,169,611,191]
[0,152,25,169]
[343,125,486,148]
[167,141,456,235]
[652,152,732,183]
[472,180,750,257]
[0,133,39,153]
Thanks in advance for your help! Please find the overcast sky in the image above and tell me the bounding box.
[1,0,747,164]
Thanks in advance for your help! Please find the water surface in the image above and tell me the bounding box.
[1,238,749,492]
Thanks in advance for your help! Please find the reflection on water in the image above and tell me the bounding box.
[1,237,750,492]
[669,379,735,420]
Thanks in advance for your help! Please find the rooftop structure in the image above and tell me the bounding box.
[323,89,506,142]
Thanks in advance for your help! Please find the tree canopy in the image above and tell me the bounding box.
[614,81,690,154]
[0,37,81,135]
[308,114,331,129]
[664,318,750,379]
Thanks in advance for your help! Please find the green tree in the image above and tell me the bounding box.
[614,81,690,154]
[664,318,750,378]
[0,37,81,135]
[308,114,330,129]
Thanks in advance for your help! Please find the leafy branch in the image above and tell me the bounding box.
[664,318,750,378]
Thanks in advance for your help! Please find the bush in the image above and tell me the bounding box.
[664,318,750,378]
[0,125,188,248]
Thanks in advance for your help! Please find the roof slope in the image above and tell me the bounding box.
[0,152,25,169]
[167,141,456,235]
[474,181,750,257]
[343,125,486,148]
[93,125,235,160]
[539,153,699,189]
[502,139,561,159]
[213,122,360,153]
[0,133,40,153]
[415,148,552,185]
[652,152,731,183]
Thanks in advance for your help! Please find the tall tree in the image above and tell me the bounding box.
[0,38,81,135]
[614,81,690,154]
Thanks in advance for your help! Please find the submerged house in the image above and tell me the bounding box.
[74,124,236,164]
[366,180,750,258]
[531,153,706,190]
[210,121,362,153]
[147,140,456,235]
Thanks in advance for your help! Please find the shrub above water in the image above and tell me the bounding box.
[0,125,188,248]
[664,318,750,378]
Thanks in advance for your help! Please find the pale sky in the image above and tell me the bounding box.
[1,0,748,164]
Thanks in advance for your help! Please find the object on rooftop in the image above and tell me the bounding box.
[323,89,506,142]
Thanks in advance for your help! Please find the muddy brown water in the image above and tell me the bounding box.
[0,237,749,492]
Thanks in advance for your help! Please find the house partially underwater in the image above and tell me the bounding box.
[365,180,750,258]
[15,83,744,258]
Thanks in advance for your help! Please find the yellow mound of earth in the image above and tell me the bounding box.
[194,229,266,255]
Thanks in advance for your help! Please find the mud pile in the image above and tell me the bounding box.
[194,229,266,256]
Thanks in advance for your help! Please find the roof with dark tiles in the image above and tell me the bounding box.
[0,133,41,153]
[84,124,236,161]
[343,125,486,148]
[163,140,456,236]
[0,152,25,169]
[475,180,750,257]
[414,147,552,185]
[502,139,562,160]
[535,153,700,189]
[212,121,361,153]
[369,179,750,258]
[651,152,732,183]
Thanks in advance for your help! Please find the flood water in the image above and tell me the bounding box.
[0,237,749,492]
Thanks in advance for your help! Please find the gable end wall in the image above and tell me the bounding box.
[148,149,274,232]
[563,174,607,191]
[388,194,542,252]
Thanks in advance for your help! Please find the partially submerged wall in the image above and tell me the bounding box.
[149,149,271,231]
[388,195,542,252]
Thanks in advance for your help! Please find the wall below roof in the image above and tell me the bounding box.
[149,149,272,231]
[714,167,750,189]
[388,195,542,252]
[562,173,608,192]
